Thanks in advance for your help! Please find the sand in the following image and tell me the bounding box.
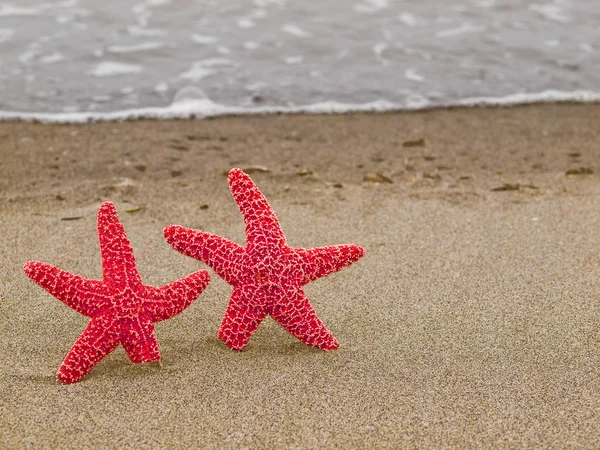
[1,104,599,448]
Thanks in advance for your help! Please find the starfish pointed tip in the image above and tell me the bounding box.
[23,260,35,276]
[325,337,340,351]
[97,201,120,224]
[56,369,76,385]
[163,224,184,244]
[226,342,246,352]
[163,224,175,239]
[352,245,366,259]
[228,167,253,187]
[186,268,211,291]
[228,167,244,177]
[99,200,117,211]
[23,260,47,280]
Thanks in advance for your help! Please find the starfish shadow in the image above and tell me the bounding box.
[86,358,163,381]
[11,373,59,385]
[274,341,327,354]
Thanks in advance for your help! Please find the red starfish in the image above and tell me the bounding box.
[164,168,365,351]
[23,202,210,384]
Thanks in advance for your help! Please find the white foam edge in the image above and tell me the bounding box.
[0,89,599,124]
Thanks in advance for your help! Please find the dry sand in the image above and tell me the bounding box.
[1,104,599,448]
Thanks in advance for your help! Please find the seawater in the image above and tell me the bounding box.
[0,0,598,122]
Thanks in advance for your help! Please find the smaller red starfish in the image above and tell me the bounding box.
[24,202,210,384]
[164,168,365,351]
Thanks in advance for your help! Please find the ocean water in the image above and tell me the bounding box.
[0,0,598,122]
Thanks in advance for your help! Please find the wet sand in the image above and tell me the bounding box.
[1,104,599,448]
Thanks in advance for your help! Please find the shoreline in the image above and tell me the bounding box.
[0,91,599,124]
[1,103,599,448]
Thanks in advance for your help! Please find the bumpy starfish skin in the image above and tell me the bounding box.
[164,168,365,351]
[24,202,210,384]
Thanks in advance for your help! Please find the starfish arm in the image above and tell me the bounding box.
[294,244,365,286]
[144,269,210,322]
[23,261,109,317]
[218,287,268,351]
[228,168,287,249]
[164,225,245,284]
[271,287,339,350]
[121,316,161,364]
[97,201,142,290]
[56,314,121,384]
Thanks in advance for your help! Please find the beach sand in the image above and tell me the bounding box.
[1,104,599,448]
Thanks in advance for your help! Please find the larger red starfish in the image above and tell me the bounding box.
[23,202,210,384]
[164,168,365,351]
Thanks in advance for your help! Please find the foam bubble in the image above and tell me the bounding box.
[19,49,37,65]
[250,8,267,19]
[474,0,496,7]
[53,1,80,8]
[0,28,15,43]
[93,95,111,102]
[373,42,388,57]
[179,66,213,82]
[0,5,39,16]
[237,18,255,29]
[89,61,143,77]
[243,41,260,50]
[284,55,303,64]
[108,42,164,53]
[354,0,389,14]
[404,69,425,82]
[146,0,171,6]
[191,34,217,44]
[40,52,65,64]
[178,58,233,81]
[436,23,486,38]
[253,0,284,5]
[398,13,418,27]
[153,82,168,93]
[127,26,166,37]
[405,94,429,108]
[530,3,570,23]
[281,24,311,38]
[172,86,209,104]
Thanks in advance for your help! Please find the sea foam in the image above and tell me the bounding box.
[0,90,598,124]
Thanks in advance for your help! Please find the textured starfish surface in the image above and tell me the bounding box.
[164,168,365,351]
[24,202,210,384]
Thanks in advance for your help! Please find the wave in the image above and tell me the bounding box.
[1,90,599,124]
